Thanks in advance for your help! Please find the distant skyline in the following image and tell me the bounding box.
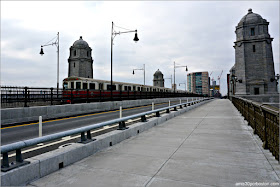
[1,1,279,95]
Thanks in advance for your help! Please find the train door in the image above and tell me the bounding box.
[99,83,103,90]
[82,82,88,90]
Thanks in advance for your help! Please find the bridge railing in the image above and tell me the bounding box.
[1,97,211,172]
[1,86,62,108]
[1,86,205,108]
[231,96,279,161]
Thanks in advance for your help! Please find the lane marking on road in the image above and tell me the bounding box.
[1,101,181,130]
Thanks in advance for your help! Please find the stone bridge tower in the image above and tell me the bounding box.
[233,9,277,95]
[68,36,93,78]
[153,69,164,87]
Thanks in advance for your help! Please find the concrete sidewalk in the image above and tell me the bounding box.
[28,99,280,187]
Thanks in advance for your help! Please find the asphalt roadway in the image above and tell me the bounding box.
[1,100,183,145]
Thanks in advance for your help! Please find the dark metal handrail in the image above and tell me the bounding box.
[1,97,210,171]
[231,96,279,161]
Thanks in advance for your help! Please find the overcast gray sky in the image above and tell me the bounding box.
[1,1,279,95]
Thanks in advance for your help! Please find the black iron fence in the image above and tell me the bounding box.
[1,86,62,108]
[1,86,205,108]
[231,96,279,161]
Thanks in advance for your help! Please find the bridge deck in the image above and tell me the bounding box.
[28,99,280,187]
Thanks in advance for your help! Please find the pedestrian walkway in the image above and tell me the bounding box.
[28,99,280,187]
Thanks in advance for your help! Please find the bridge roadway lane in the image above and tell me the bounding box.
[1,101,181,145]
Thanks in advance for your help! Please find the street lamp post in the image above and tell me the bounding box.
[231,75,238,95]
[132,64,145,85]
[40,32,60,93]
[173,61,188,93]
[111,22,139,100]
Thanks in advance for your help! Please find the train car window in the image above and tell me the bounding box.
[71,82,74,89]
[137,87,141,91]
[124,86,127,91]
[133,86,136,91]
[63,82,68,89]
[76,82,81,89]
[107,85,116,90]
[83,83,87,90]
[89,83,95,90]
[128,86,131,91]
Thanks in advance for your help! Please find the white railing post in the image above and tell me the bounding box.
[169,100,171,107]
[39,116,42,137]
[152,102,154,111]
[120,106,122,118]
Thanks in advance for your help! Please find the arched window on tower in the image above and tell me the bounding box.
[74,50,76,56]
[251,28,255,36]
[87,51,89,57]
[74,62,75,67]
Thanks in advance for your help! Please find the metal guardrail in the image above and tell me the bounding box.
[231,96,279,161]
[1,97,210,171]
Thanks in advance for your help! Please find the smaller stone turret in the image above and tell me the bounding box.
[153,69,164,87]
[68,36,93,78]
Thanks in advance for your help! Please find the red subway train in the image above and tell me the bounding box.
[62,76,191,103]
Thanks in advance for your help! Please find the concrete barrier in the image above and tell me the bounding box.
[1,99,212,186]
[1,97,198,125]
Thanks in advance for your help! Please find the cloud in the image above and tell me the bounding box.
[1,1,279,96]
